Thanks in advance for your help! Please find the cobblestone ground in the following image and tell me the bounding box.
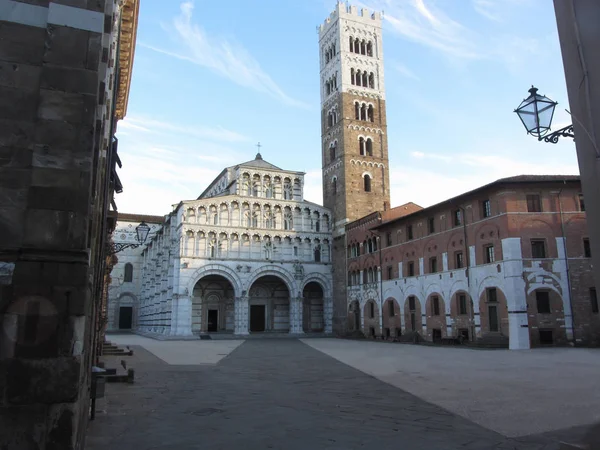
[86,340,583,450]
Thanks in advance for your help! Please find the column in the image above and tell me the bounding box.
[502,238,530,349]
[172,295,193,336]
[324,296,333,333]
[289,297,304,334]
[234,296,249,335]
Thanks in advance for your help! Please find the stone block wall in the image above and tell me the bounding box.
[0,1,130,448]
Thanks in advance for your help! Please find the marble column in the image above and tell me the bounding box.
[172,295,193,336]
[234,296,249,335]
[289,297,304,334]
[324,296,333,333]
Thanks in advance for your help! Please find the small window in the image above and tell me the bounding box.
[432,296,440,316]
[526,194,542,212]
[409,296,416,311]
[429,257,437,274]
[482,199,491,218]
[536,291,551,314]
[314,247,321,262]
[124,263,133,283]
[484,245,495,263]
[369,302,375,318]
[453,209,462,227]
[293,246,298,256]
[407,225,413,240]
[387,266,393,280]
[407,261,415,277]
[487,287,497,303]
[388,300,394,317]
[364,174,372,192]
[386,232,392,247]
[591,288,598,313]
[428,217,435,234]
[584,238,591,258]
[579,193,585,211]
[455,251,464,269]
[531,240,546,259]
[458,294,467,315]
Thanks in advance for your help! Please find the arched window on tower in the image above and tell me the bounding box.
[368,104,374,122]
[361,40,366,55]
[360,103,367,121]
[314,245,321,262]
[351,68,355,85]
[366,138,373,156]
[349,36,354,52]
[359,137,365,156]
[362,72,368,87]
[356,70,362,87]
[284,213,293,230]
[327,111,333,128]
[354,38,360,53]
[329,142,336,161]
[364,174,372,192]
[373,237,378,251]
[369,72,375,89]
[367,41,373,56]
[368,239,373,253]
[124,263,133,283]
[355,102,360,120]
[326,81,331,96]
[332,177,337,194]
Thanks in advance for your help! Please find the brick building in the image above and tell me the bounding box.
[0,1,139,449]
[345,175,600,349]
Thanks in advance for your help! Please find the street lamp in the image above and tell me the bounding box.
[514,86,574,143]
[107,221,151,254]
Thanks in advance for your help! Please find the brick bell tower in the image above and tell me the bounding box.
[319,2,390,333]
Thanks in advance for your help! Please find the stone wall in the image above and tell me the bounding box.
[0,1,134,448]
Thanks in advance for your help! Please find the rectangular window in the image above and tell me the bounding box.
[584,238,591,258]
[428,217,435,234]
[487,287,497,303]
[455,251,464,269]
[407,261,415,277]
[591,288,598,314]
[407,225,413,240]
[409,296,416,311]
[370,302,375,318]
[482,199,491,218]
[293,246,298,256]
[579,193,585,212]
[458,294,467,315]
[536,291,551,314]
[453,209,462,227]
[526,194,542,212]
[432,296,440,316]
[531,239,546,259]
[484,245,495,263]
[429,257,437,273]
[386,232,392,247]
[387,266,393,280]
[388,300,394,317]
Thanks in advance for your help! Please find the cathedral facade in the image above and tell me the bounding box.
[107,155,333,336]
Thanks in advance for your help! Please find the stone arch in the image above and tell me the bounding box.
[478,283,508,337]
[382,297,401,339]
[302,281,325,332]
[245,264,297,294]
[192,274,236,333]
[425,293,446,341]
[348,300,361,332]
[185,264,243,299]
[363,299,380,337]
[403,294,422,334]
[526,287,567,347]
[449,289,473,341]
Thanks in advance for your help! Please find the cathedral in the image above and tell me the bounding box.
[107,2,384,336]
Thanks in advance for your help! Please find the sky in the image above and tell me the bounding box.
[115,0,579,216]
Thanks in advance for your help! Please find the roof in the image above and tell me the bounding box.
[115,0,140,120]
[372,174,580,230]
[236,152,282,170]
[117,212,165,223]
[381,202,423,222]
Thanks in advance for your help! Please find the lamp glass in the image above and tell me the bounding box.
[514,86,557,138]
[136,221,151,244]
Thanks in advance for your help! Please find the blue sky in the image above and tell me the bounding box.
[116,0,579,215]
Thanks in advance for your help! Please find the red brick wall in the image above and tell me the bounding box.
[382,297,401,338]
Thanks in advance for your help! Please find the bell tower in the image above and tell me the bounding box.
[319,3,390,332]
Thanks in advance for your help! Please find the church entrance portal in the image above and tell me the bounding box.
[250,305,266,332]
[303,282,324,332]
[192,275,235,334]
[249,275,290,332]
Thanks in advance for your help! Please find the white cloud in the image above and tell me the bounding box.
[392,62,420,81]
[472,0,503,22]
[145,2,309,109]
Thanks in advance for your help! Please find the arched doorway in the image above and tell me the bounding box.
[248,275,290,332]
[382,298,401,339]
[192,275,235,333]
[117,294,135,330]
[348,300,361,332]
[363,300,380,337]
[302,282,324,332]
[425,293,446,342]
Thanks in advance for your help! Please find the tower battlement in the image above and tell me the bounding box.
[318,2,382,37]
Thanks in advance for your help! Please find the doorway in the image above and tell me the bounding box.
[119,307,132,329]
[250,305,266,332]
[207,309,218,332]
[488,305,499,332]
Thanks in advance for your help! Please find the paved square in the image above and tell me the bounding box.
[87,338,598,450]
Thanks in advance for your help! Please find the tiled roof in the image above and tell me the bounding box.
[117,212,165,223]
[237,153,282,170]
[496,175,580,183]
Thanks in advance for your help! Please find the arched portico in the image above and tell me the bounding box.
[248,275,292,333]
[302,281,324,332]
[192,274,235,334]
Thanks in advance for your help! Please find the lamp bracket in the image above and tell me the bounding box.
[107,242,141,255]
[538,124,575,144]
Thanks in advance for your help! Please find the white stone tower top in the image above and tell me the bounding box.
[318,2,385,104]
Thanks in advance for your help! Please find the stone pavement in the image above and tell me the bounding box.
[86,339,591,450]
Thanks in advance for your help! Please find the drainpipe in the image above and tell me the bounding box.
[558,184,577,346]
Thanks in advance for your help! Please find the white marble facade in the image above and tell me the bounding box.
[109,154,334,336]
